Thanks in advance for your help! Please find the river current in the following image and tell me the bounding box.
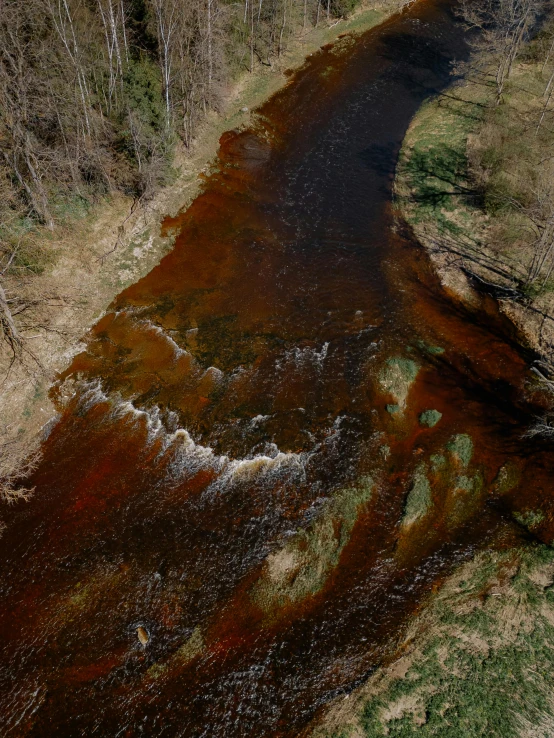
[1,1,553,736]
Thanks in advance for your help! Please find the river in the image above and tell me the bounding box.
[1,1,553,736]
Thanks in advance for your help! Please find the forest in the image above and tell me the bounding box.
[0,0,359,226]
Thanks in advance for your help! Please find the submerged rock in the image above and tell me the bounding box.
[136,626,149,646]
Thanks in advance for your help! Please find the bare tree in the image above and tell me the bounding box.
[0,433,38,505]
[460,0,542,104]
[149,0,179,125]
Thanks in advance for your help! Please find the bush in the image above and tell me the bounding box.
[331,0,360,17]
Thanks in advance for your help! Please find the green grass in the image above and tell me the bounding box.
[316,545,554,738]
[361,546,554,737]
[49,192,92,222]
[396,93,484,231]
[393,87,494,287]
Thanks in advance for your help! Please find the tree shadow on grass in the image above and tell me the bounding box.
[405,145,479,209]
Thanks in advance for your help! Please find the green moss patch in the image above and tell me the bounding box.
[252,476,373,612]
[402,464,432,527]
[446,434,473,467]
[416,340,445,356]
[379,357,420,410]
[430,454,446,472]
[513,509,545,530]
[493,463,521,495]
[419,409,442,428]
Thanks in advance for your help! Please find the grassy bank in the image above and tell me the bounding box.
[310,540,554,738]
[394,18,554,361]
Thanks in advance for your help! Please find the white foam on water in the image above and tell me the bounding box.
[250,414,272,427]
[275,341,330,377]
[225,449,309,484]
[201,366,225,384]
[77,379,111,413]
[71,379,316,490]
[136,319,192,361]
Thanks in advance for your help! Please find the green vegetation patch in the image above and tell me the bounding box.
[395,89,485,238]
[252,476,373,612]
[513,509,545,530]
[419,409,442,428]
[493,462,521,495]
[146,626,204,681]
[379,357,420,410]
[430,453,446,472]
[416,340,445,356]
[402,463,432,527]
[313,545,554,738]
[446,433,473,468]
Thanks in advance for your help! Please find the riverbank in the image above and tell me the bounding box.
[308,537,554,738]
[394,26,554,367]
[0,0,409,503]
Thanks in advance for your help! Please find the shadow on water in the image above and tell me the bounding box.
[1,1,554,736]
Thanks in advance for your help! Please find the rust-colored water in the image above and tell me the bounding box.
[1,2,553,736]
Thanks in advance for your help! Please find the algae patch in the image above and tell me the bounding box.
[379,357,419,410]
[416,339,445,356]
[419,409,442,428]
[514,509,545,530]
[493,462,520,495]
[402,464,432,528]
[146,626,204,681]
[446,433,473,467]
[252,476,373,612]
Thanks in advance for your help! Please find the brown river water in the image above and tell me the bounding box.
[2,1,554,736]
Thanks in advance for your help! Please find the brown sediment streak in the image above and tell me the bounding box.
[1,1,554,736]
